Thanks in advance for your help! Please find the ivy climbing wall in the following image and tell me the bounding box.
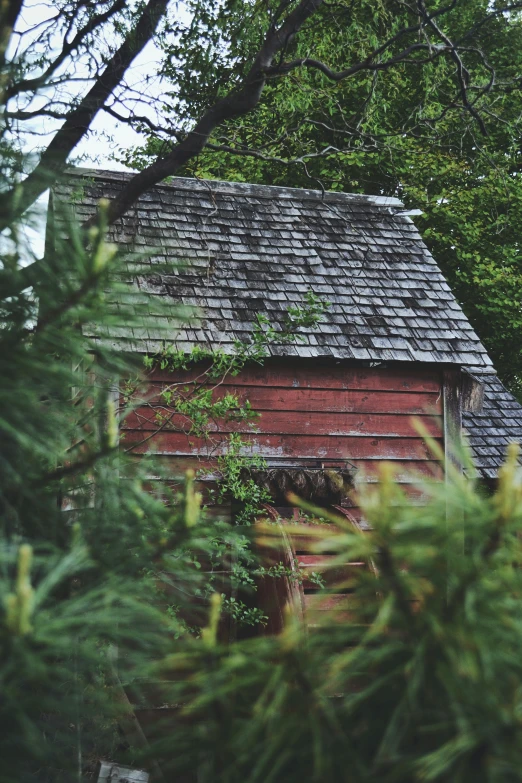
[123,359,445,525]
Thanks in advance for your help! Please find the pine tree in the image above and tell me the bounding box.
[145,451,522,783]
[0,178,236,780]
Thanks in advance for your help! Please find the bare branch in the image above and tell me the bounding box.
[266,42,443,80]
[205,140,359,165]
[5,108,69,121]
[102,104,184,141]
[5,0,128,101]
[0,0,169,229]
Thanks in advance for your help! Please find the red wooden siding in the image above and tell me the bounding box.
[125,410,441,438]
[123,360,444,495]
[148,363,441,392]
[124,360,444,631]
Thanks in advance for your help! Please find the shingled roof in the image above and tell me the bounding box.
[51,168,522,479]
[52,168,493,371]
[463,376,522,479]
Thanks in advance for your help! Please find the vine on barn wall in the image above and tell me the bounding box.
[122,293,330,631]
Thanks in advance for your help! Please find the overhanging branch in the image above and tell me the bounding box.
[0,0,169,230]
[4,0,128,102]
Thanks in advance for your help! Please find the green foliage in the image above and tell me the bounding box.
[143,447,522,783]
[0,541,170,782]
[0,181,247,778]
[215,433,271,525]
[220,594,268,627]
[124,0,522,392]
[285,291,330,331]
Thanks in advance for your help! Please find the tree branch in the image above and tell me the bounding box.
[91,0,325,227]
[0,0,169,229]
[4,0,128,101]
[264,42,447,80]
[5,108,70,121]
[102,103,184,141]
[417,0,488,135]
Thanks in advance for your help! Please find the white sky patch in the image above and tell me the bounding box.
[76,39,166,170]
[6,0,178,170]
[4,0,185,257]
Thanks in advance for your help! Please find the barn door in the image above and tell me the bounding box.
[256,507,374,632]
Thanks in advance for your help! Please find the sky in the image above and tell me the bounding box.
[7,0,172,257]
[9,0,167,170]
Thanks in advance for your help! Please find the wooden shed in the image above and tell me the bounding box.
[46,170,522,767]
[50,170,522,624]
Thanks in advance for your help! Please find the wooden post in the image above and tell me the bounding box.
[442,368,464,564]
[443,368,463,477]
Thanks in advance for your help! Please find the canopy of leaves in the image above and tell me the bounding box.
[124,0,522,391]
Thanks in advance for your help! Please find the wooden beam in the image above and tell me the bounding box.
[461,370,485,414]
[443,368,463,476]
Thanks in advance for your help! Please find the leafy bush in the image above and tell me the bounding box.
[147,450,522,783]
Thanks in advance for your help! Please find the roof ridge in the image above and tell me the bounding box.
[63,166,404,208]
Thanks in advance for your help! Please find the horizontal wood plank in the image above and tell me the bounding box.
[125,409,442,438]
[142,385,442,415]
[147,363,442,393]
[123,431,442,461]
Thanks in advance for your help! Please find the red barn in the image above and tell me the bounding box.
[51,170,522,626]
